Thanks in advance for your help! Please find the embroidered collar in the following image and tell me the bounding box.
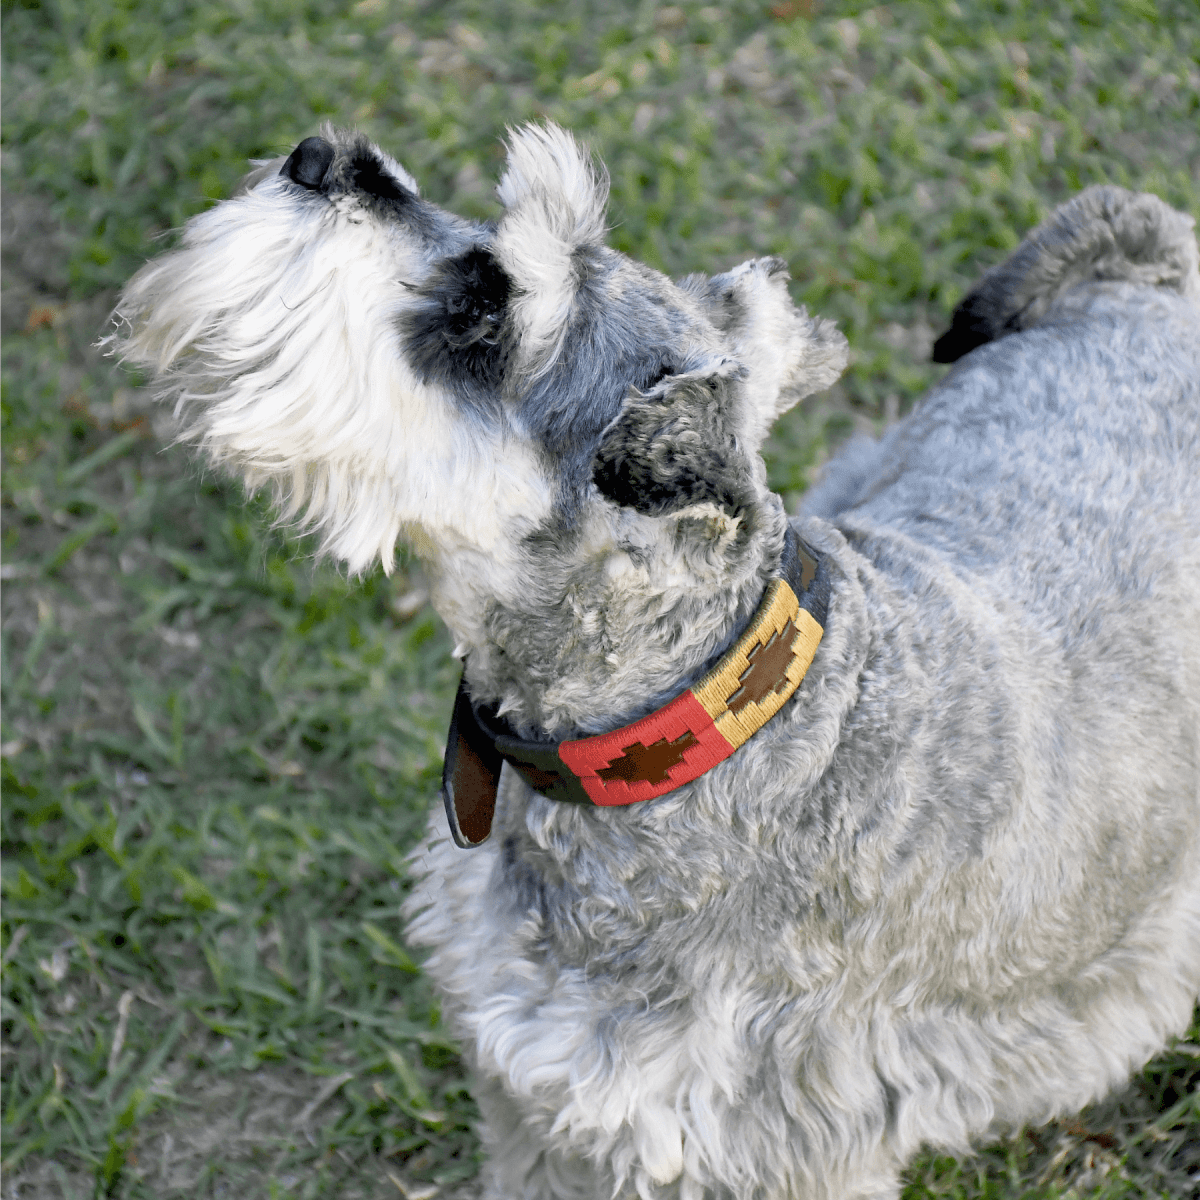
[441,527,830,847]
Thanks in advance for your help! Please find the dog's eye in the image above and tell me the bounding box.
[347,152,413,203]
[638,364,674,393]
[437,250,511,349]
[403,248,513,402]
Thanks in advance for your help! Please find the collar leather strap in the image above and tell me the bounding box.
[442,527,829,848]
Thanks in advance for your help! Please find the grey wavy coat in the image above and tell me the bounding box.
[112,124,1200,1200]
[405,189,1200,1200]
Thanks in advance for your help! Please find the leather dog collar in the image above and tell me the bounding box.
[441,527,830,848]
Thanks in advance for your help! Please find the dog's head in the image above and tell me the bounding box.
[113,124,846,573]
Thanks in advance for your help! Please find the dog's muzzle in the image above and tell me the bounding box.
[441,528,831,847]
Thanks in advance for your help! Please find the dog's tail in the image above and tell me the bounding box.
[932,186,1200,363]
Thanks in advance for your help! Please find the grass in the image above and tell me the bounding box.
[2,0,1198,1196]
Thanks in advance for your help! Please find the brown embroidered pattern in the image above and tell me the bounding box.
[596,731,699,785]
[725,619,799,715]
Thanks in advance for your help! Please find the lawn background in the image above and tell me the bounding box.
[2,0,1198,1196]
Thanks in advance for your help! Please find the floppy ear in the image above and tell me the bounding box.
[591,364,756,518]
[493,124,610,366]
[682,258,847,445]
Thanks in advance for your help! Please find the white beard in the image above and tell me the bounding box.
[114,175,555,574]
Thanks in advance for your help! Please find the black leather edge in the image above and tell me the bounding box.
[476,707,594,806]
[442,675,504,847]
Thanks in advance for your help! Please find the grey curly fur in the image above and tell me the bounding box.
[930,184,1200,361]
[420,190,1200,1200]
[111,121,1200,1200]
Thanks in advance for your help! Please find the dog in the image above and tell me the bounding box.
[112,124,1200,1200]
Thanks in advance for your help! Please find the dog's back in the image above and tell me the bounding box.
[798,196,1200,1141]
[843,279,1200,624]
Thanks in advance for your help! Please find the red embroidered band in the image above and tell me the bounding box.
[441,528,828,847]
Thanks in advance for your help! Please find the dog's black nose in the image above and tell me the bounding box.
[281,137,335,190]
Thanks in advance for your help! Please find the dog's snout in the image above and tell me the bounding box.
[281,137,335,190]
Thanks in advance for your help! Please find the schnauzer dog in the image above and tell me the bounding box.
[113,124,1200,1199]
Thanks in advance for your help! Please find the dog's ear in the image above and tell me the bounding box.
[494,124,609,363]
[591,364,756,518]
[680,258,847,446]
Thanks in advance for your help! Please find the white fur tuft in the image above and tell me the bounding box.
[494,124,610,372]
[111,173,553,574]
[721,259,849,444]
